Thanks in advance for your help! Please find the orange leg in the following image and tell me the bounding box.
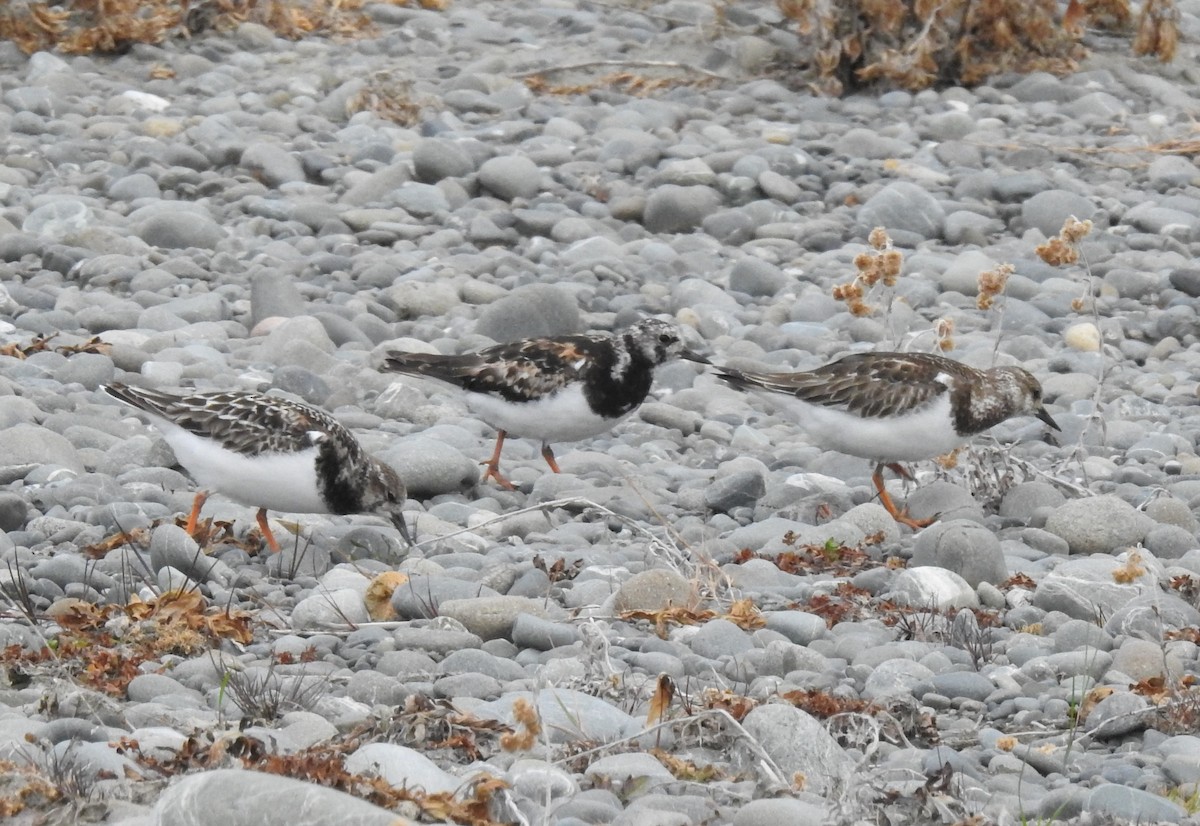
[540,443,561,474]
[872,463,936,530]
[256,507,282,553]
[184,491,209,537]
[481,431,516,490]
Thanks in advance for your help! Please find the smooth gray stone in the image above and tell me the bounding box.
[0,423,84,473]
[643,184,722,233]
[863,658,935,701]
[149,524,221,582]
[1044,495,1154,553]
[126,673,204,705]
[1021,189,1097,236]
[511,613,580,650]
[704,470,766,513]
[377,435,479,497]
[440,647,527,681]
[473,688,640,743]
[478,155,541,200]
[612,569,692,613]
[291,587,370,630]
[345,669,407,706]
[927,671,995,703]
[857,180,945,240]
[437,595,548,641]
[251,270,306,325]
[910,519,1005,587]
[764,611,827,646]
[412,138,475,182]
[475,283,580,342]
[339,163,412,207]
[433,672,502,700]
[155,768,407,826]
[391,575,501,620]
[1169,267,1200,297]
[740,703,854,795]
[136,212,224,249]
[1086,782,1185,823]
[732,798,826,826]
[0,492,28,531]
[241,142,306,187]
[1104,592,1200,638]
[999,481,1066,520]
[689,618,753,659]
[729,257,787,297]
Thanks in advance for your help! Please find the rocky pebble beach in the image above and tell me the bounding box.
[2,1,1200,824]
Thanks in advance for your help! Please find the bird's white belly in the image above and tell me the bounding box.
[155,422,328,514]
[465,384,627,443]
[779,394,965,462]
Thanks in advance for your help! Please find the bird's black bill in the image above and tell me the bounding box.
[393,512,415,546]
[1036,408,1061,431]
[681,349,711,365]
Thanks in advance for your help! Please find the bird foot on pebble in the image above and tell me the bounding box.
[184,491,209,541]
[256,507,282,553]
[480,431,517,490]
[873,465,936,530]
[541,443,561,474]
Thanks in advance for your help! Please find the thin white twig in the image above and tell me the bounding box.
[512,59,728,81]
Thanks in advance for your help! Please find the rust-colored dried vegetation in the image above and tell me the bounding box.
[776,0,1178,94]
[0,0,444,55]
[0,0,1179,96]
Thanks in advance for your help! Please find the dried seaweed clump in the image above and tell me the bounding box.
[0,0,446,55]
[776,0,1178,95]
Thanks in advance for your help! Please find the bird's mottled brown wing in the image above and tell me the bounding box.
[384,333,613,403]
[104,383,358,458]
[719,353,970,419]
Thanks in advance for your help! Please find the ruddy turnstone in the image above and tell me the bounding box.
[382,318,708,489]
[102,383,411,551]
[715,352,1060,528]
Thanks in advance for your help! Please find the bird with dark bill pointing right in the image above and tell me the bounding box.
[715,351,1060,528]
[103,383,412,552]
[382,318,709,490]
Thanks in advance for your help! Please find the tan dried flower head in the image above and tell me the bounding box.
[935,317,955,350]
[849,300,873,316]
[978,263,1013,295]
[868,226,891,250]
[1060,216,1093,244]
[879,249,903,280]
[1036,237,1078,266]
[853,251,875,272]
[936,448,961,469]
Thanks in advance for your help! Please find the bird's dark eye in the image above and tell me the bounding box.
[659,333,675,344]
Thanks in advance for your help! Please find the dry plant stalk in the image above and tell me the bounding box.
[976,263,1013,311]
[832,226,902,317]
[1035,215,1094,312]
